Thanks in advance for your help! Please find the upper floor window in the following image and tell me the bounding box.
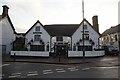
[82,34,89,40]
[34,35,41,41]
[35,26,40,31]
[56,36,63,41]
[83,25,87,30]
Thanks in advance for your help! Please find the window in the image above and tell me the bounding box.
[30,45,45,51]
[82,34,89,40]
[35,26,40,31]
[78,46,92,51]
[82,25,87,30]
[56,36,63,41]
[34,35,41,41]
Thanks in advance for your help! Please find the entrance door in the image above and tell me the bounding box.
[56,45,68,57]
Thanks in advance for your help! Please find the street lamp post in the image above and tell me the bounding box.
[82,0,85,59]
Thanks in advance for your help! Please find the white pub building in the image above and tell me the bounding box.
[0,5,105,57]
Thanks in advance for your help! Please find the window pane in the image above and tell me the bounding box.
[34,35,41,41]
[84,25,87,29]
[82,34,89,40]
[56,36,63,41]
[35,26,40,31]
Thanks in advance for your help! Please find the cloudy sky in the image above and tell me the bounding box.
[0,0,119,33]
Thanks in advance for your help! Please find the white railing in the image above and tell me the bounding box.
[11,51,49,57]
[68,51,105,57]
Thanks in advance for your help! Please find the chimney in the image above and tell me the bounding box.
[92,15,99,33]
[2,5,9,18]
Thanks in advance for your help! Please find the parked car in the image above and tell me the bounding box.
[102,45,119,55]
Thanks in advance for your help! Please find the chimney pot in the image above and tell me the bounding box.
[2,5,9,18]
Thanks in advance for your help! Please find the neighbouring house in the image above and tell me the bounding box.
[0,5,16,54]
[100,24,120,51]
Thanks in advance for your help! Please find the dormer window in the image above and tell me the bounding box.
[35,26,40,31]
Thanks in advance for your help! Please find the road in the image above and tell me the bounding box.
[1,55,120,79]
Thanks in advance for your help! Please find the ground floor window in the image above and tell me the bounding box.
[78,46,92,51]
[30,45,45,51]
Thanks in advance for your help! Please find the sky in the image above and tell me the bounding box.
[0,0,119,33]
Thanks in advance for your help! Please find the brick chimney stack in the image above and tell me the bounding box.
[92,15,99,33]
[2,5,9,18]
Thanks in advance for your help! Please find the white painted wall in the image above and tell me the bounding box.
[11,51,49,57]
[68,51,105,57]
[0,17,15,54]
[72,20,100,50]
[25,22,50,51]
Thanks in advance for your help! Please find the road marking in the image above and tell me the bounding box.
[9,75,20,78]
[92,66,118,69]
[56,68,64,70]
[43,71,53,74]
[43,69,53,74]
[68,67,79,71]
[57,70,66,73]
[82,68,90,71]
[43,69,52,72]
[56,68,66,73]
[68,67,76,70]
[70,69,79,71]
[28,71,37,74]
[27,73,38,76]
[27,71,38,76]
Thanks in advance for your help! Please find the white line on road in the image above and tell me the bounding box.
[43,69,52,72]
[82,68,90,71]
[43,69,53,74]
[56,68,66,73]
[91,66,118,69]
[28,71,37,74]
[57,70,66,73]
[68,67,76,70]
[70,69,79,71]
[27,73,38,76]
[9,75,20,78]
[56,68,64,71]
[43,71,53,74]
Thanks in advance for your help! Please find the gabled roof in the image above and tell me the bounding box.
[0,15,16,34]
[44,19,100,37]
[101,24,120,37]
[25,18,100,37]
[25,20,44,35]
[44,24,79,36]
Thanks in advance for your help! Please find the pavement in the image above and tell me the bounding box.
[2,54,119,67]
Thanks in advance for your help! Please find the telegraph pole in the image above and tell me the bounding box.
[82,0,85,59]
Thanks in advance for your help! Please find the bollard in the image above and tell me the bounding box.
[13,53,16,61]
